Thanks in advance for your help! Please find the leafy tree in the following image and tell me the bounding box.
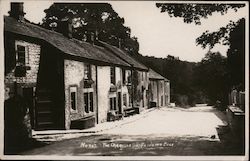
[156,3,245,25]
[196,18,244,49]
[227,18,245,90]
[42,3,139,54]
[193,52,229,107]
[156,3,246,107]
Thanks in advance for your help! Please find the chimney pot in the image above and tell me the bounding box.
[9,2,26,21]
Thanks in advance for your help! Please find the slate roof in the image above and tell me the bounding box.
[149,68,169,81]
[99,41,148,71]
[4,16,130,67]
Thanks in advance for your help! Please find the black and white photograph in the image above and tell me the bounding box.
[0,0,248,160]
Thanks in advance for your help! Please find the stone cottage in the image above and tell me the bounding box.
[148,69,170,108]
[4,3,153,130]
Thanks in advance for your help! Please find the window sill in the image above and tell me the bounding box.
[70,110,78,114]
[83,88,94,92]
[84,112,95,118]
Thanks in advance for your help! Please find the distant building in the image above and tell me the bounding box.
[148,69,170,108]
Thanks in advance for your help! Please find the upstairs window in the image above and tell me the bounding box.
[15,43,29,77]
[16,45,26,66]
[127,70,132,84]
[84,64,91,80]
[110,66,116,85]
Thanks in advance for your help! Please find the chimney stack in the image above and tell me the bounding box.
[118,38,122,49]
[85,31,97,45]
[57,18,73,39]
[8,2,26,21]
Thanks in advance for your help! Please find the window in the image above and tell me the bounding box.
[84,64,91,80]
[127,70,132,84]
[110,66,116,84]
[165,94,168,105]
[15,43,29,77]
[128,95,132,107]
[123,94,127,107]
[142,97,145,107]
[84,92,94,113]
[161,95,164,106]
[110,97,117,111]
[16,45,26,66]
[122,69,126,85]
[70,86,77,112]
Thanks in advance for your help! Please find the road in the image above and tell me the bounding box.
[22,106,244,156]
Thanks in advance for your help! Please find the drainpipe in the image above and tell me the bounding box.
[157,81,159,107]
[95,65,98,124]
[131,66,134,108]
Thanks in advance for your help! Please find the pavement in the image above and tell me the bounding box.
[32,107,156,142]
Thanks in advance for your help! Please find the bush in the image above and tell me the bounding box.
[4,95,32,154]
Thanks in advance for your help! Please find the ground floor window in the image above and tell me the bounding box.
[70,86,77,112]
[161,95,164,106]
[128,95,132,107]
[165,94,168,105]
[84,92,93,113]
[123,94,127,107]
[110,97,117,111]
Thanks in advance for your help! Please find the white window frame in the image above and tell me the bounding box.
[110,66,116,85]
[69,86,78,113]
[109,96,117,111]
[84,64,92,80]
[84,88,94,114]
[123,93,127,107]
[15,41,29,66]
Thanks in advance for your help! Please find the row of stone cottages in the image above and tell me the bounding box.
[4,3,170,130]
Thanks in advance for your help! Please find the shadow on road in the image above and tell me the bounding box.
[216,125,245,155]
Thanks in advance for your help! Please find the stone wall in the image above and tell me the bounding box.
[134,71,149,109]
[97,66,110,123]
[165,81,170,105]
[5,40,41,99]
[64,59,96,130]
[150,80,158,106]
[158,80,165,107]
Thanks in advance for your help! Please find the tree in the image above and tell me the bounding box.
[193,52,229,107]
[42,3,139,54]
[156,3,245,25]
[156,3,246,107]
[227,18,245,90]
[196,18,244,49]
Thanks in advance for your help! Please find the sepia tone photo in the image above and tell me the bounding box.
[0,1,248,160]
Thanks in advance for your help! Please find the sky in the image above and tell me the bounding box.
[1,1,248,62]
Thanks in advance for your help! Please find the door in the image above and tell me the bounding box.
[35,88,55,130]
